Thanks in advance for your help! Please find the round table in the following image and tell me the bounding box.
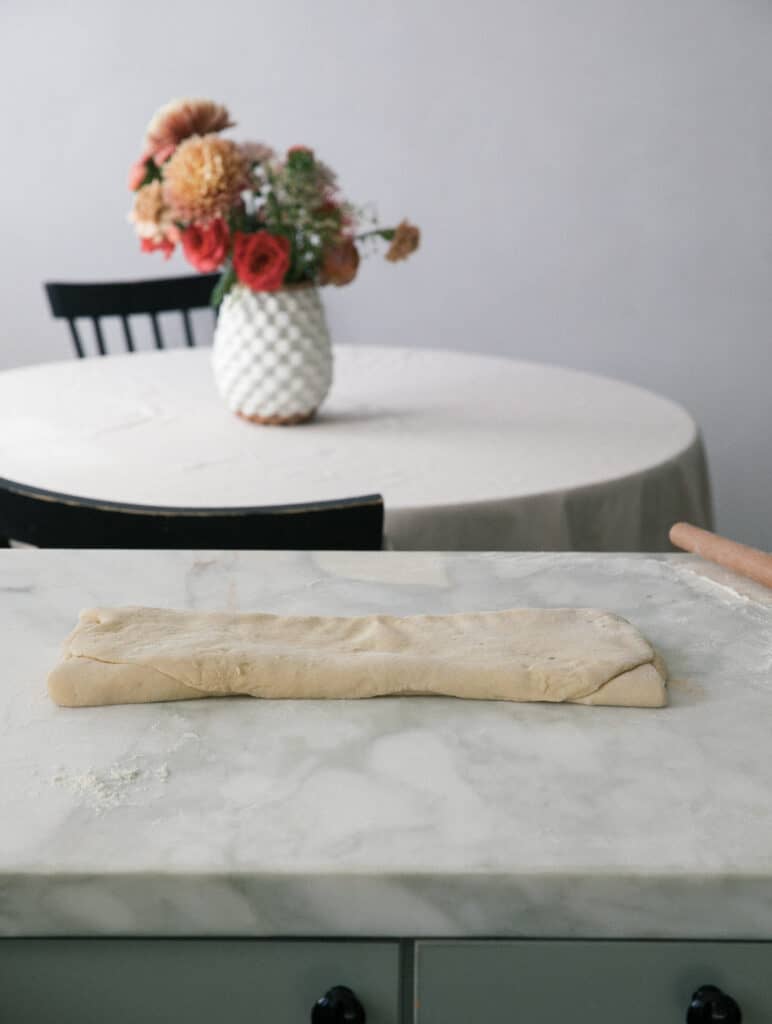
[0,346,711,551]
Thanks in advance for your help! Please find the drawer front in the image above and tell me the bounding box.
[0,939,399,1024]
[415,940,772,1023]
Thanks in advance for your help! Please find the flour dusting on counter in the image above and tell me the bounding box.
[52,758,170,814]
[666,555,772,618]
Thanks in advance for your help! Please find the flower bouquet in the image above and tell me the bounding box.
[128,98,420,423]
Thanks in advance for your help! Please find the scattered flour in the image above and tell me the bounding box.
[686,572,753,605]
[52,758,170,814]
[668,558,772,608]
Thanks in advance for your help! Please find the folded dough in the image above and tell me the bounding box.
[47,606,667,709]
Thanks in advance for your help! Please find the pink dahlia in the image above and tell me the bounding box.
[143,98,234,165]
[240,141,275,165]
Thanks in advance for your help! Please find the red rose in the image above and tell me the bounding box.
[181,218,230,272]
[140,236,175,260]
[232,231,291,292]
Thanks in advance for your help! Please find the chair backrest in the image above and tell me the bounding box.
[45,275,219,358]
[0,480,384,551]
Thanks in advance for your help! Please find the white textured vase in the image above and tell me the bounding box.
[212,284,333,425]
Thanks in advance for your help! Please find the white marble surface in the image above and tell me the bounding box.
[2,548,772,938]
[0,347,710,550]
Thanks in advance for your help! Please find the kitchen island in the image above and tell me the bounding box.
[1,549,771,1021]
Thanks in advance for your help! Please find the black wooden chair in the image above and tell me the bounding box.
[0,481,384,550]
[40,275,384,550]
[45,274,219,357]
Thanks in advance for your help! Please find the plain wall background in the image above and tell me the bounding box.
[1,0,770,547]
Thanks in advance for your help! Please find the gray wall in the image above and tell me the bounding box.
[1,0,770,547]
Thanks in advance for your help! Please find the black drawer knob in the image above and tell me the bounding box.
[311,984,366,1023]
[687,985,742,1023]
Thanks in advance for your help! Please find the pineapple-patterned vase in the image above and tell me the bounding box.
[212,283,333,425]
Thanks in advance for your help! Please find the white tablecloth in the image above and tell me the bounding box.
[0,345,711,551]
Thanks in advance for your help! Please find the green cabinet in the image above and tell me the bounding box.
[0,939,400,1024]
[5,936,772,1022]
[414,940,772,1023]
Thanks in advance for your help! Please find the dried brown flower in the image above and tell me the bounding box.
[163,135,249,223]
[386,220,420,262]
[144,98,234,163]
[240,141,275,165]
[319,239,360,286]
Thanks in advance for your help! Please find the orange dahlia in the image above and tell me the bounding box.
[144,98,233,164]
[129,180,178,244]
[163,135,249,224]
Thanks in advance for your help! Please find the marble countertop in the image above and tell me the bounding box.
[2,549,772,939]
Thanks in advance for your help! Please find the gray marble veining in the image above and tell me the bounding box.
[1,549,772,938]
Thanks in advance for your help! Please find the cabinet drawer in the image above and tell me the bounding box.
[0,939,399,1024]
[415,940,772,1023]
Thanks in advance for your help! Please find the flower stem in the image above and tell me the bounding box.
[355,227,395,242]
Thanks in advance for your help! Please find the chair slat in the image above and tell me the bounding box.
[181,309,195,347]
[120,315,135,353]
[45,275,220,360]
[45,275,219,319]
[91,317,107,356]
[67,319,85,359]
[149,313,164,350]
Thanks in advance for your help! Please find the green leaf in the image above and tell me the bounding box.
[211,266,236,308]
[286,147,316,174]
[136,159,162,191]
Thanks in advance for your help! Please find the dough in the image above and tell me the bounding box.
[48,606,667,709]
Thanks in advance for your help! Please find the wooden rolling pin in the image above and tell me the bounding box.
[669,522,772,591]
